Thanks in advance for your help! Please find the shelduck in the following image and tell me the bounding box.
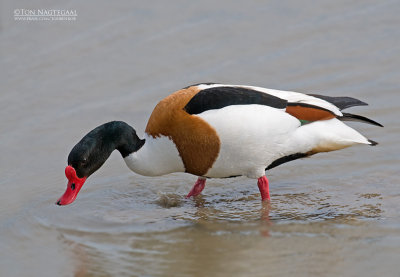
[56,83,382,205]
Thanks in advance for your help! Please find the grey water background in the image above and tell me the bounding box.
[1,0,400,276]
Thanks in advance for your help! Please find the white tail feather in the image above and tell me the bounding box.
[295,118,370,153]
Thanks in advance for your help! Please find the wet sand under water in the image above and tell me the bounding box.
[1,1,400,276]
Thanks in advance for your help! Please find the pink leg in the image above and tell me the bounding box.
[257,176,270,201]
[186,177,206,198]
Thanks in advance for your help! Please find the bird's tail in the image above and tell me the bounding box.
[295,118,377,155]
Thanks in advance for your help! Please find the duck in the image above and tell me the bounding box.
[56,83,382,205]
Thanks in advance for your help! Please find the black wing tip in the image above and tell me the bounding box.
[368,139,379,146]
[308,94,369,110]
[345,98,369,108]
[353,99,369,107]
[340,113,384,127]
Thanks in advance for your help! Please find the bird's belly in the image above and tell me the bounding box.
[204,143,285,179]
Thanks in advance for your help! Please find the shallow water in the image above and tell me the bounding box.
[1,0,400,276]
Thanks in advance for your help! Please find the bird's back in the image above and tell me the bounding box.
[143,83,381,178]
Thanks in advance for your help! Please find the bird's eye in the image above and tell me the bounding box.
[80,159,88,166]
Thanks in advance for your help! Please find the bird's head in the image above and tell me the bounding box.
[56,121,144,206]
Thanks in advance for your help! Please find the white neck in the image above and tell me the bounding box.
[123,134,185,176]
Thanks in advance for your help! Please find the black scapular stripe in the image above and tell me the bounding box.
[184,86,287,115]
[308,94,368,110]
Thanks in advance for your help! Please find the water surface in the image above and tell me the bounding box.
[1,1,400,276]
